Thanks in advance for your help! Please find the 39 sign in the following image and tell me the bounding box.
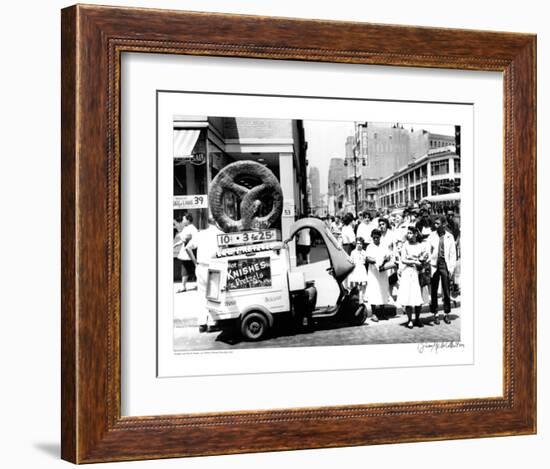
[173,195,208,209]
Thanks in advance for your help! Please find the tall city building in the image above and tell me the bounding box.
[309,166,321,211]
[340,123,456,214]
[353,123,456,180]
[327,157,345,195]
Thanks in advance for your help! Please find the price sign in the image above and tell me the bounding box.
[217,229,280,247]
[173,195,208,209]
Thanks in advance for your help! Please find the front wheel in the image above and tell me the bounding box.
[349,304,367,326]
[240,311,269,341]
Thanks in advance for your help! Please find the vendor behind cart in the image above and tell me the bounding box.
[186,217,223,332]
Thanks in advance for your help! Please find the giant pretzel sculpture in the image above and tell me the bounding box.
[208,160,283,233]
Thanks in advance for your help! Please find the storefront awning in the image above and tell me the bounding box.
[173,129,200,159]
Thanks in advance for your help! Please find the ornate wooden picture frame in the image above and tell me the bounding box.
[61,4,536,463]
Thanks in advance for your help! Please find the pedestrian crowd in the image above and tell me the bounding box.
[173,202,460,332]
[328,204,460,328]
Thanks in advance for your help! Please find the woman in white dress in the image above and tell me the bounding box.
[348,237,368,304]
[397,225,429,328]
[365,229,391,321]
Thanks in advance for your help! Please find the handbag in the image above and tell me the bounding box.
[418,262,431,287]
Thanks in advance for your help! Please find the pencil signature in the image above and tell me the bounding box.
[417,341,464,354]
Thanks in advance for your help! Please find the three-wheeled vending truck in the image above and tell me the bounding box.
[205,218,367,341]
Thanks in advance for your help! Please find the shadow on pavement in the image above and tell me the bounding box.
[213,311,460,345]
[214,317,366,345]
[398,313,460,328]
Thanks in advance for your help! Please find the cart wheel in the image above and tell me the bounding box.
[350,304,367,326]
[240,311,269,341]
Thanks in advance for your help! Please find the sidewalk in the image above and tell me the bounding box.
[173,282,202,327]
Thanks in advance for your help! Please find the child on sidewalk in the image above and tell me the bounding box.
[347,237,368,304]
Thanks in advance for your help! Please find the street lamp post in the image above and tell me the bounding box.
[330,181,339,216]
[344,122,368,216]
[353,149,360,216]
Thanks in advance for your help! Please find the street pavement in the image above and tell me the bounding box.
[173,282,461,351]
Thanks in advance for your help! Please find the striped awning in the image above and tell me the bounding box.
[173,129,200,159]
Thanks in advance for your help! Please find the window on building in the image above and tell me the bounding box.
[430,160,449,176]
[422,182,428,198]
[454,179,461,191]
[421,165,427,178]
[431,178,454,195]
[454,158,461,173]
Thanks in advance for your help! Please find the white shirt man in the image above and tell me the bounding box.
[330,219,342,238]
[426,228,457,277]
[175,220,198,262]
[186,220,223,331]
[377,218,394,252]
[356,218,373,244]
[297,227,311,247]
[426,217,457,324]
[296,227,312,264]
[341,223,356,246]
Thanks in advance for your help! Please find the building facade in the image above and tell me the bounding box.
[337,123,457,215]
[376,146,460,209]
[173,116,308,264]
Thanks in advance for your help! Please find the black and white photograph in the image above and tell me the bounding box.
[170,115,462,353]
